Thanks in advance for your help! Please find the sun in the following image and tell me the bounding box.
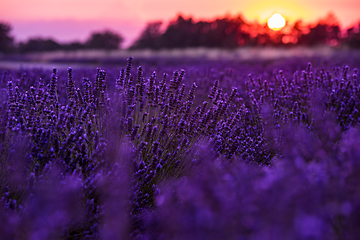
[267,13,286,31]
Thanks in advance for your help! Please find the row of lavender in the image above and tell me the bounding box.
[0,57,359,239]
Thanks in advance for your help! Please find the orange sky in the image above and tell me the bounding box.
[1,0,359,47]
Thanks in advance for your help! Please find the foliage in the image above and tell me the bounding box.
[131,13,358,49]
[6,28,123,53]
[1,12,359,54]
[344,23,360,48]
[18,38,63,53]
[85,30,124,50]
[0,22,14,53]
[131,22,163,50]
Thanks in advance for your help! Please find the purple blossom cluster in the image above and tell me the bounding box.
[0,57,359,239]
[144,127,360,239]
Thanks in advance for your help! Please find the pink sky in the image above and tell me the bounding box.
[1,0,359,47]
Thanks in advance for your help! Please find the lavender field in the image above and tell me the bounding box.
[1,54,360,239]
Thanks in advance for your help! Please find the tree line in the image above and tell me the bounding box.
[0,13,359,53]
[131,13,360,49]
[0,26,124,53]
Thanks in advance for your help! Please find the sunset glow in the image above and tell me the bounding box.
[267,13,286,30]
[0,0,360,46]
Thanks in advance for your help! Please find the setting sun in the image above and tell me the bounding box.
[267,13,286,30]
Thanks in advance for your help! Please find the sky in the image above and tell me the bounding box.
[1,0,359,47]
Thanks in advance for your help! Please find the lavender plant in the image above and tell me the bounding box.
[0,57,359,239]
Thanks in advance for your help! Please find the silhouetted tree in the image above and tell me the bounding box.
[0,22,14,53]
[130,12,360,49]
[287,20,304,45]
[345,23,360,48]
[160,15,195,48]
[131,22,163,49]
[131,14,251,49]
[298,13,341,46]
[18,38,62,53]
[85,30,124,50]
[63,41,86,51]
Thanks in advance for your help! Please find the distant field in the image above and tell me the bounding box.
[1,46,359,70]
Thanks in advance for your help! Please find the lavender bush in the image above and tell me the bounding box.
[0,56,359,239]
